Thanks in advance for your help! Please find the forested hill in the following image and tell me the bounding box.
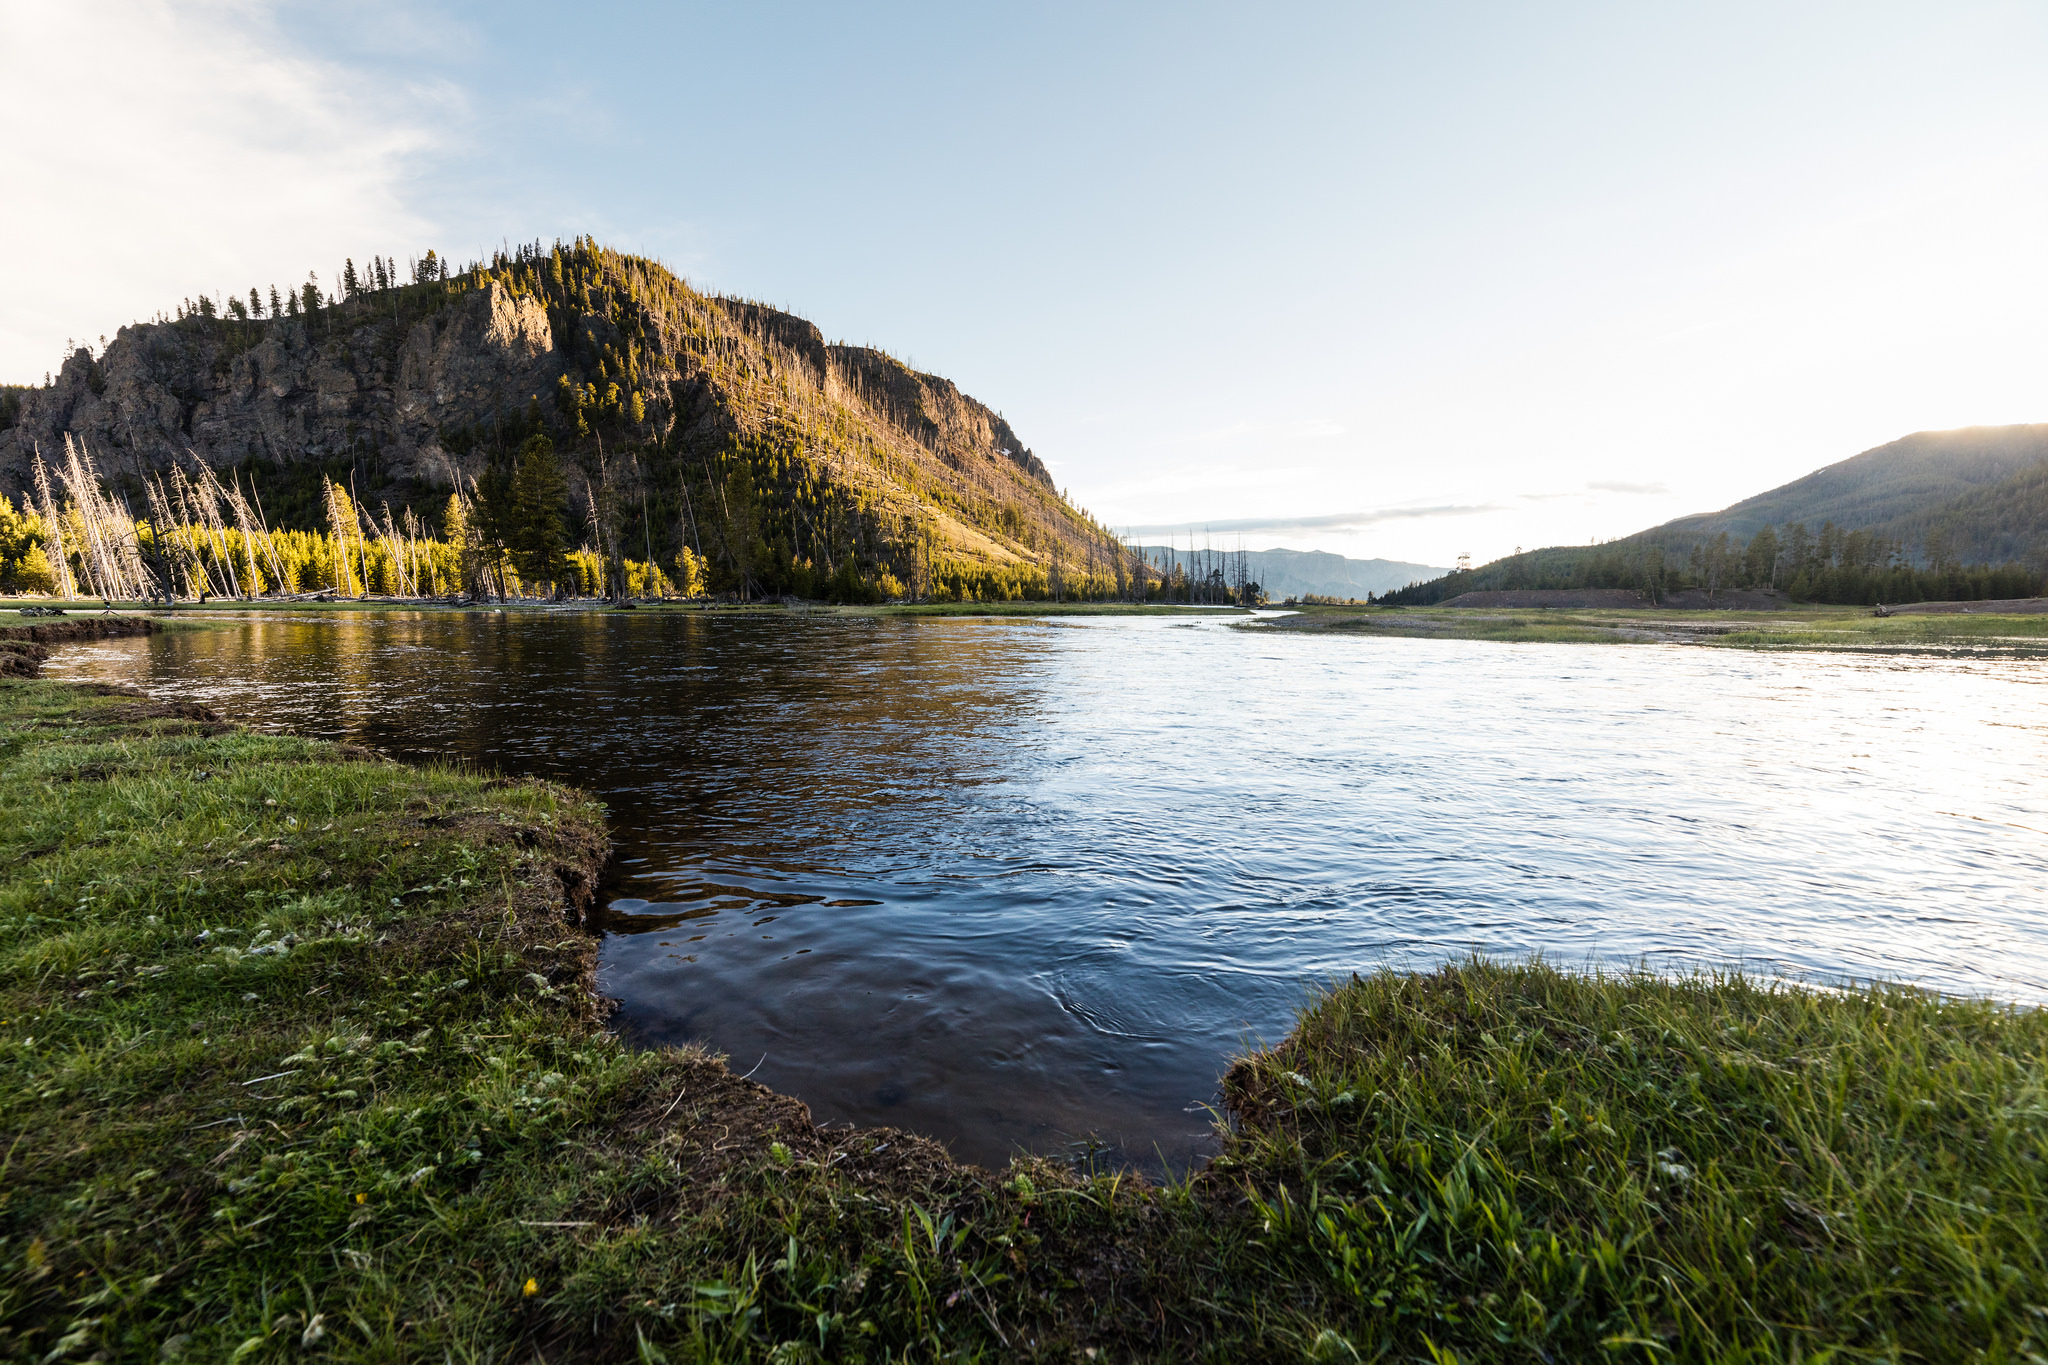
[0,239,1135,600]
[1647,425,2048,555]
[1381,424,2048,607]
[1134,545,1447,600]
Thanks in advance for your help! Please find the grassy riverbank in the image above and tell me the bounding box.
[29,596,2044,650]
[3,672,2044,1361]
[1257,602,2048,653]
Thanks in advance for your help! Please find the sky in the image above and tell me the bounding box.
[4,1,2045,567]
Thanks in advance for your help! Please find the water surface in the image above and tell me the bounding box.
[49,612,2048,1167]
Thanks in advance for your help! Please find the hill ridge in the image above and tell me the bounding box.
[1381,423,2048,607]
[0,238,1134,600]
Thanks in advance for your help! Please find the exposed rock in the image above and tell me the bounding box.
[1,283,558,501]
[713,300,1053,488]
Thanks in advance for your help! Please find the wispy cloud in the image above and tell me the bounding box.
[1120,504,1501,537]
[1587,480,1672,495]
[0,0,446,377]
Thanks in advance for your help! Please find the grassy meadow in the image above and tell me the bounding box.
[1256,601,2048,653]
[2,652,2046,1360]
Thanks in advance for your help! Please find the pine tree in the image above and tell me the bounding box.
[249,288,264,318]
[342,258,360,297]
[270,285,283,317]
[507,434,571,596]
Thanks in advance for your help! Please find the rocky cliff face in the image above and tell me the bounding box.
[1,283,558,502]
[710,301,1054,489]
[0,246,1073,574]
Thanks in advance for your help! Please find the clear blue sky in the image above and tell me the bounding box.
[6,1,2045,564]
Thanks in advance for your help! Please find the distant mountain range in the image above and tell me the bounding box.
[1133,545,1449,600]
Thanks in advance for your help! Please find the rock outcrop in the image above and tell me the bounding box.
[1,283,560,500]
[713,301,1053,489]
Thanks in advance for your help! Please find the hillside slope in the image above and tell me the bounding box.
[1647,425,2048,546]
[1858,456,2048,566]
[1382,424,2048,607]
[0,239,1134,599]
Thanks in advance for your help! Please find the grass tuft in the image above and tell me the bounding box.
[1219,961,2048,1361]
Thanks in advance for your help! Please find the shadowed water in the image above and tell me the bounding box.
[47,611,2048,1168]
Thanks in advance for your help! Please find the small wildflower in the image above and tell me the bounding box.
[355,1192,367,1204]
[523,1278,539,1298]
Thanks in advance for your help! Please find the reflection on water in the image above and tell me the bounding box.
[47,611,2048,1168]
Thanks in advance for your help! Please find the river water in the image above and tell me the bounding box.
[45,611,2048,1168]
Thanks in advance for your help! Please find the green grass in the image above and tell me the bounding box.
[1713,612,2048,653]
[3,676,2043,1361]
[1223,963,2048,1362]
[1256,604,2048,653]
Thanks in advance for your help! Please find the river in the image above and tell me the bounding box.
[46,610,2048,1168]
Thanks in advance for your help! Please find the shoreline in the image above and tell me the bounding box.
[18,596,2048,655]
[1250,600,2048,653]
[3,628,2044,1360]
[5,597,1253,620]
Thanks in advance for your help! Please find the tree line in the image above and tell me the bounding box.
[0,437,692,603]
[1379,519,2044,607]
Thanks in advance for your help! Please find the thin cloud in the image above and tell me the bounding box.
[1587,480,1672,495]
[0,0,443,377]
[1122,504,1500,537]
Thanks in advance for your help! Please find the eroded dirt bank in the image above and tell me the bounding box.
[0,614,158,676]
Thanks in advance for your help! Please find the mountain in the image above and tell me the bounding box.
[1381,424,2048,607]
[0,239,1129,599]
[1134,545,1448,599]
[1639,425,2048,554]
